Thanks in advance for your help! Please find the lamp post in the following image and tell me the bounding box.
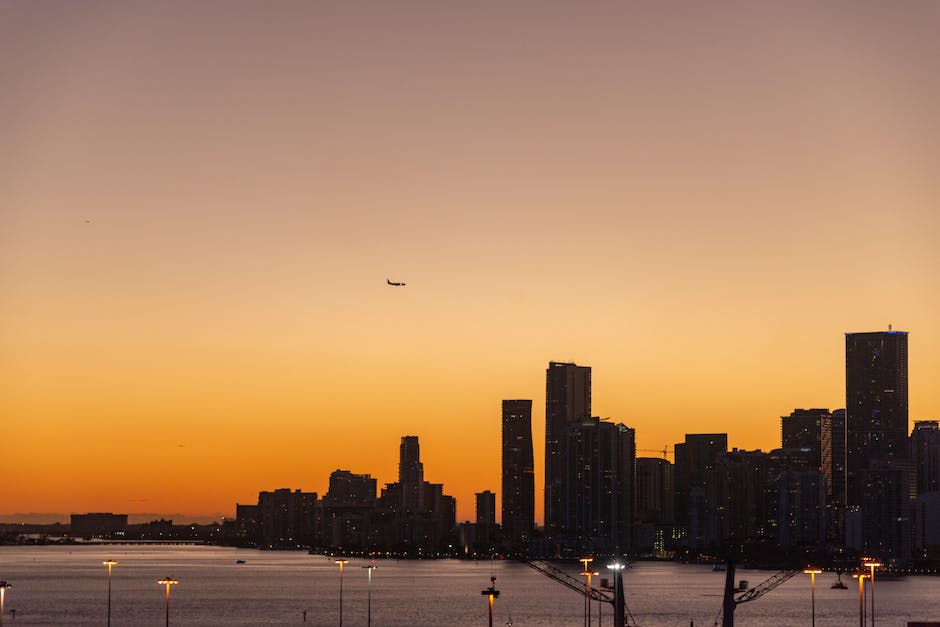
[157,577,178,627]
[103,560,118,627]
[862,559,881,627]
[802,568,822,627]
[607,562,626,627]
[362,563,377,627]
[852,573,868,627]
[580,567,599,627]
[0,581,11,627]
[579,558,593,627]
[481,576,500,627]
[334,559,349,627]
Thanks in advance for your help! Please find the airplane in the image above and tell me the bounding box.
[387,278,406,286]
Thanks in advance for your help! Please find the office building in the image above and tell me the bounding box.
[501,399,535,552]
[674,433,727,546]
[911,420,940,495]
[544,361,591,538]
[399,435,424,512]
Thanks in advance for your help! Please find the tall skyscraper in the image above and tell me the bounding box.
[845,329,913,558]
[846,330,910,502]
[399,436,424,512]
[476,490,497,548]
[501,399,534,552]
[781,408,833,496]
[545,361,591,537]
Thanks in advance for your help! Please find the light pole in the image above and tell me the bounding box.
[579,558,593,627]
[0,581,11,627]
[607,562,626,627]
[334,559,349,627]
[852,573,869,627]
[157,577,178,627]
[862,559,881,627]
[363,563,377,627]
[580,568,599,627]
[481,576,500,627]
[803,568,822,627]
[103,560,118,627]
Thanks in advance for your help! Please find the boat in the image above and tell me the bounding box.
[235,559,246,564]
[712,563,725,572]
[831,573,847,589]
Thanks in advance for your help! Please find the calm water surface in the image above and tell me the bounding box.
[1,546,938,625]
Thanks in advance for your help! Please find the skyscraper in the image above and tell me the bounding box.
[545,361,591,537]
[845,329,913,557]
[845,330,910,502]
[501,399,534,552]
[781,408,833,497]
[399,436,424,512]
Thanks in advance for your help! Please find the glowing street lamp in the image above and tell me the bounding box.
[157,577,178,627]
[481,576,500,627]
[0,581,11,627]
[579,558,594,627]
[802,568,822,627]
[103,560,118,627]
[334,559,349,627]
[852,573,869,627]
[362,563,378,627]
[607,562,626,627]
[862,558,881,627]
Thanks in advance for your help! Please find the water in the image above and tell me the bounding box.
[1,545,938,625]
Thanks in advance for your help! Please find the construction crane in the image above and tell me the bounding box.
[637,446,674,461]
[712,560,800,626]
[519,559,639,626]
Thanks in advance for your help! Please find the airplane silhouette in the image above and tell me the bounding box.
[387,278,406,286]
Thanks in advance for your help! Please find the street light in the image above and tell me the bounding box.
[362,563,378,627]
[852,572,869,627]
[579,558,594,627]
[862,558,881,627]
[803,568,822,627]
[481,576,500,627]
[0,581,11,627]
[157,577,178,627]
[334,559,349,627]
[607,562,626,627]
[103,560,118,627]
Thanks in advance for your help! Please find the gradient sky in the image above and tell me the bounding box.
[2,1,939,523]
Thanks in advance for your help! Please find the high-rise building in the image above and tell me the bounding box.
[911,420,940,495]
[399,435,424,512]
[545,361,591,537]
[636,457,674,524]
[476,490,497,548]
[845,329,913,558]
[563,417,635,555]
[845,330,910,502]
[781,408,833,499]
[501,399,534,552]
[829,409,847,541]
[674,433,727,546]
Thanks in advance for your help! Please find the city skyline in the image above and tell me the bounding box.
[3,2,939,523]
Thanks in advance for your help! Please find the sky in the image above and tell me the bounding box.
[2,1,939,524]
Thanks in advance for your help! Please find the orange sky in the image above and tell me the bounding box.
[2,2,939,523]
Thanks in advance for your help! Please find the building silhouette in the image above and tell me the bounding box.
[257,488,318,547]
[501,399,534,553]
[399,435,424,512]
[70,513,128,540]
[476,490,497,550]
[544,361,591,540]
[635,457,675,554]
[674,433,727,547]
[845,329,914,558]
[563,417,635,555]
[911,420,940,495]
[322,470,377,551]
